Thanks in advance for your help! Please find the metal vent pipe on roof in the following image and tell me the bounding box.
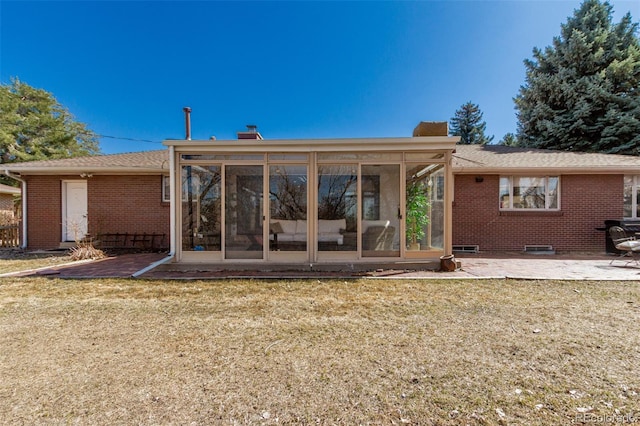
[183,107,192,140]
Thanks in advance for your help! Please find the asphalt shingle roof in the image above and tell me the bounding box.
[3,150,168,173]
[3,144,640,174]
[452,144,640,173]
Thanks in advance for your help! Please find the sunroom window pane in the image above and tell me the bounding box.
[317,152,402,161]
[181,165,221,251]
[269,165,307,252]
[317,165,357,252]
[406,164,445,251]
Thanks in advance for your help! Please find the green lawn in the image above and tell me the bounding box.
[0,277,638,424]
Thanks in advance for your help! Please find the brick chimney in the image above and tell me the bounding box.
[237,124,263,140]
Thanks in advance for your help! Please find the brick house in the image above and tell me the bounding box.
[3,151,171,251]
[451,144,640,253]
[4,126,640,265]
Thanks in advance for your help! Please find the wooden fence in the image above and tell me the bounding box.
[0,223,20,248]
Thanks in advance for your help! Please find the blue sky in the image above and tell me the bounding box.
[1,1,638,154]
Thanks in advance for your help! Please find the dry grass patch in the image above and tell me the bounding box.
[0,278,638,425]
[0,251,72,274]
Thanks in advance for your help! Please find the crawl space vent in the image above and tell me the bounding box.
[524,245,555,255]
[453,245,480,254]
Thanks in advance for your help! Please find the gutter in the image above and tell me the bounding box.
[2,170,27,249]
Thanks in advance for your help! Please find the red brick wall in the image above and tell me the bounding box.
[452,174,622,252]
[25,175,64,249]
[25,175,170,250]
[25,172,624,253]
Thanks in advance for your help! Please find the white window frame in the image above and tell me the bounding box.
[624,175,639,218]
[162,175,170,203]
[499,176,560,211]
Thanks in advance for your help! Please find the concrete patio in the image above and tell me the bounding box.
[2,251,640,280]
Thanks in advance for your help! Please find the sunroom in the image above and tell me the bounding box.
[164,123,458,267]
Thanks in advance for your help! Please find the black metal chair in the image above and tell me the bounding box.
[609,226,640,265]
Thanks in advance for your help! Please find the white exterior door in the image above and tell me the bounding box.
[62,180,88,242]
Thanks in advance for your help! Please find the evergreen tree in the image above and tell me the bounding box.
[449,102,493,145]
[498,132,520,147]
[515,0,640,155]
[0,78,100,165]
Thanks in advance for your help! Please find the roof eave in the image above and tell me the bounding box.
[453,166,640,174]
[3,166,166,175]
[164,136,460,152]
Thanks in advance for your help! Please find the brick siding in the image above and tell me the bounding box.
[452,174,622,253]
[25,173,624,253]
[25,175,170,250]
[25,175,63,249]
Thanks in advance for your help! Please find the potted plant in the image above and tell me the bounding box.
[406,180,430,250]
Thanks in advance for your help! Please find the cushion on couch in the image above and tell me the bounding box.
[277,219,298,235]
[318,219,346,234]
[295,220,307,235]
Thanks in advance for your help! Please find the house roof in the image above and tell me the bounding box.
[2,150,169,175]
[452,144,640,174]
[2,144,640,175]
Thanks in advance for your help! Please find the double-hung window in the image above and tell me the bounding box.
[499,176,559,210]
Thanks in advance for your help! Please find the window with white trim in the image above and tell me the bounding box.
[499,176,559,210]
[162,175,170,203]
[623,175,640,218]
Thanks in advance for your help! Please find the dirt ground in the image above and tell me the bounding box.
[0,277,638,424]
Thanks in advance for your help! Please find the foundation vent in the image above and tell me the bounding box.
[452,245,479,254]
[524,245,555,254]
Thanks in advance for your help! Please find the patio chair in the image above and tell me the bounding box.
[609,226,640,265]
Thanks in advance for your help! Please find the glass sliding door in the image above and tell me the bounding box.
[181,165,221,252]
[269,165,308,253]
[405,163,445,252]
[317,165,357,253]
[225,165,264,259]
[361,164,400,257]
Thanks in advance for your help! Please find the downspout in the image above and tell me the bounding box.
[131,107,191,278]
[169,144,176,256]
[131,145,176,278]
[2,170,27,249]
[133,109,189,278]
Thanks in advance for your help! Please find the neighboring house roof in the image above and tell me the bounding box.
[2,150,168,175]
[3,145,640,175]
[453,145,640,174]
[0,183,20,195]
